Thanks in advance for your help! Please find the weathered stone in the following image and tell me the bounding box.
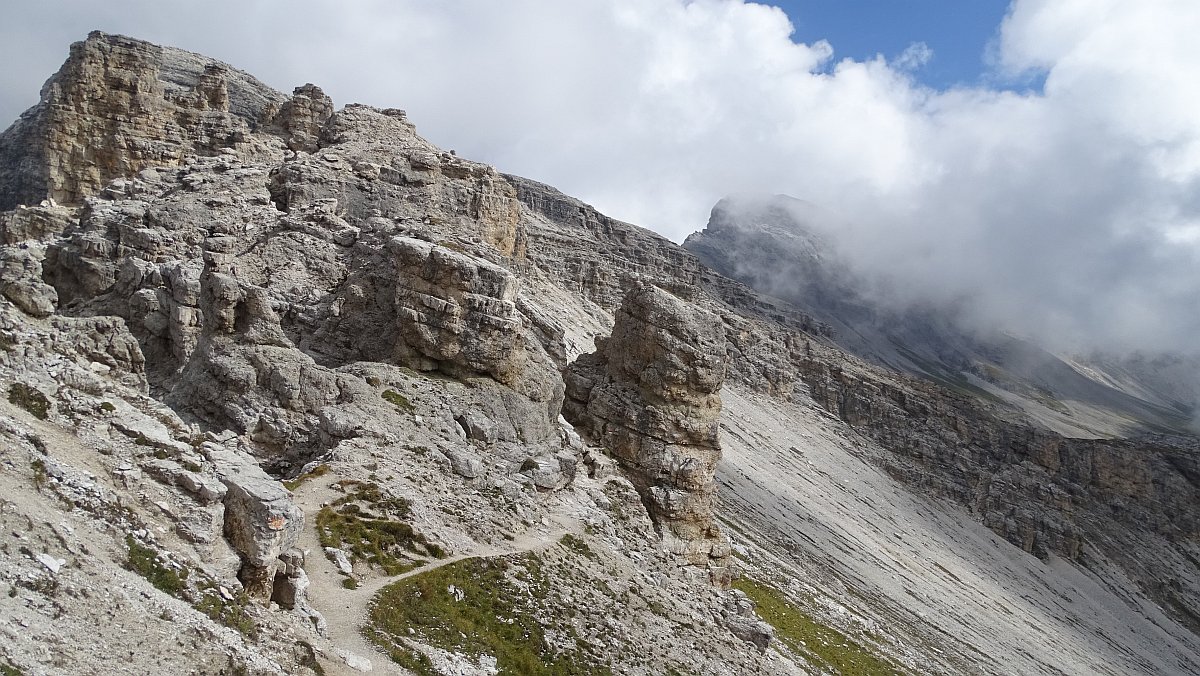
[720,590,773,651]
[0,31,286,210]
[205,443,304,601]
[443,448,484,479]
[563,283,732,580]
[270,83,334,153]
[324,547,353,576]
[455,410,498,444]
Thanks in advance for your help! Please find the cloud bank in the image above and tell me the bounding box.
[2,0,1199,353]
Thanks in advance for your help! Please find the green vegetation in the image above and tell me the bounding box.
[1,660,24,676]
[126,536,256,636]
[8,383,49,420]
[295,641,326,676]
[126,535,187,596]
[366,555,611,676]
[734,576,902,676]
[317,481,441,575]
[99,401,116,413]
[376,642,437,676]
[558,534,596,560]
[382,389,415,412]
[283,463,331,491]
[195,581,257,637]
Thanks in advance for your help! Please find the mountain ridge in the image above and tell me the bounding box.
[0,31,1196,675]
[684,193,1200,438]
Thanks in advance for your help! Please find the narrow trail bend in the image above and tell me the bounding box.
[293,477,585,675]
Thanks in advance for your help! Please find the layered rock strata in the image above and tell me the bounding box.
[564,284,732,581]
[0,31,286,210]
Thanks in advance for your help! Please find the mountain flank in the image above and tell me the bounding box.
[0,32,1196,675]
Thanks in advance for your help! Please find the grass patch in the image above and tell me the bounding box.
[366,555,611,675]
[295,641,326,676]
[372,640,437,676]
[195,581,257,637]
[382,389,415,412]
[1,661,23,676]
[127,535,188,596]
[8,383,49,420]
[126,536,257,636]
[734,576,903,676]
[283,463,331,491]
[558,534,596,561]
[317,481,442,575]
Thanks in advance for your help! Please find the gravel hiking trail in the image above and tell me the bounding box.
[294,476,583,675]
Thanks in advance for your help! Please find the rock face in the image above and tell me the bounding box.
[270,83,334,153]
[564,284,732,580]
[0,31,286,210]
[684,194,1198,438]
[389,236,530,386]
[720,590,774,651]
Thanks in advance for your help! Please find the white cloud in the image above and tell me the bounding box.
[1,0,1199,352]
[893,42,933,71]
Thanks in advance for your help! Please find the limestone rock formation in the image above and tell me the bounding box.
[269,84,334,153]
[564,284,732,580]
[720,590,774,651]
[206,442,305,599]
[0,31,286,210]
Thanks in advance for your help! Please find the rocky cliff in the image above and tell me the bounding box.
[0,31,285,211]
[0,32,1197,676]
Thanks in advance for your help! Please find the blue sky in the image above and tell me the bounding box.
[771,0,1014,89]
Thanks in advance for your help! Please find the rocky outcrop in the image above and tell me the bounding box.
[1,248,58,317]
[564,284,732,581]
[0,31,286,210]
[269,84,334,153]
[389,236,525,379]
[716,318,1200,633]
[205,442,305,600]
[720,590,774,651]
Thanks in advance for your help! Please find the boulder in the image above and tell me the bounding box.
[205,443,304,600]
[720,589,774,651]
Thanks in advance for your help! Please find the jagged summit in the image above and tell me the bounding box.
[0,33,1197,675]
[0,31,293,210]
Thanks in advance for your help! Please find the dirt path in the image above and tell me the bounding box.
[295,478,583,675]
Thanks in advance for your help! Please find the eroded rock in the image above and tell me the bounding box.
[564,283,732,582]
[205,442,304,600]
